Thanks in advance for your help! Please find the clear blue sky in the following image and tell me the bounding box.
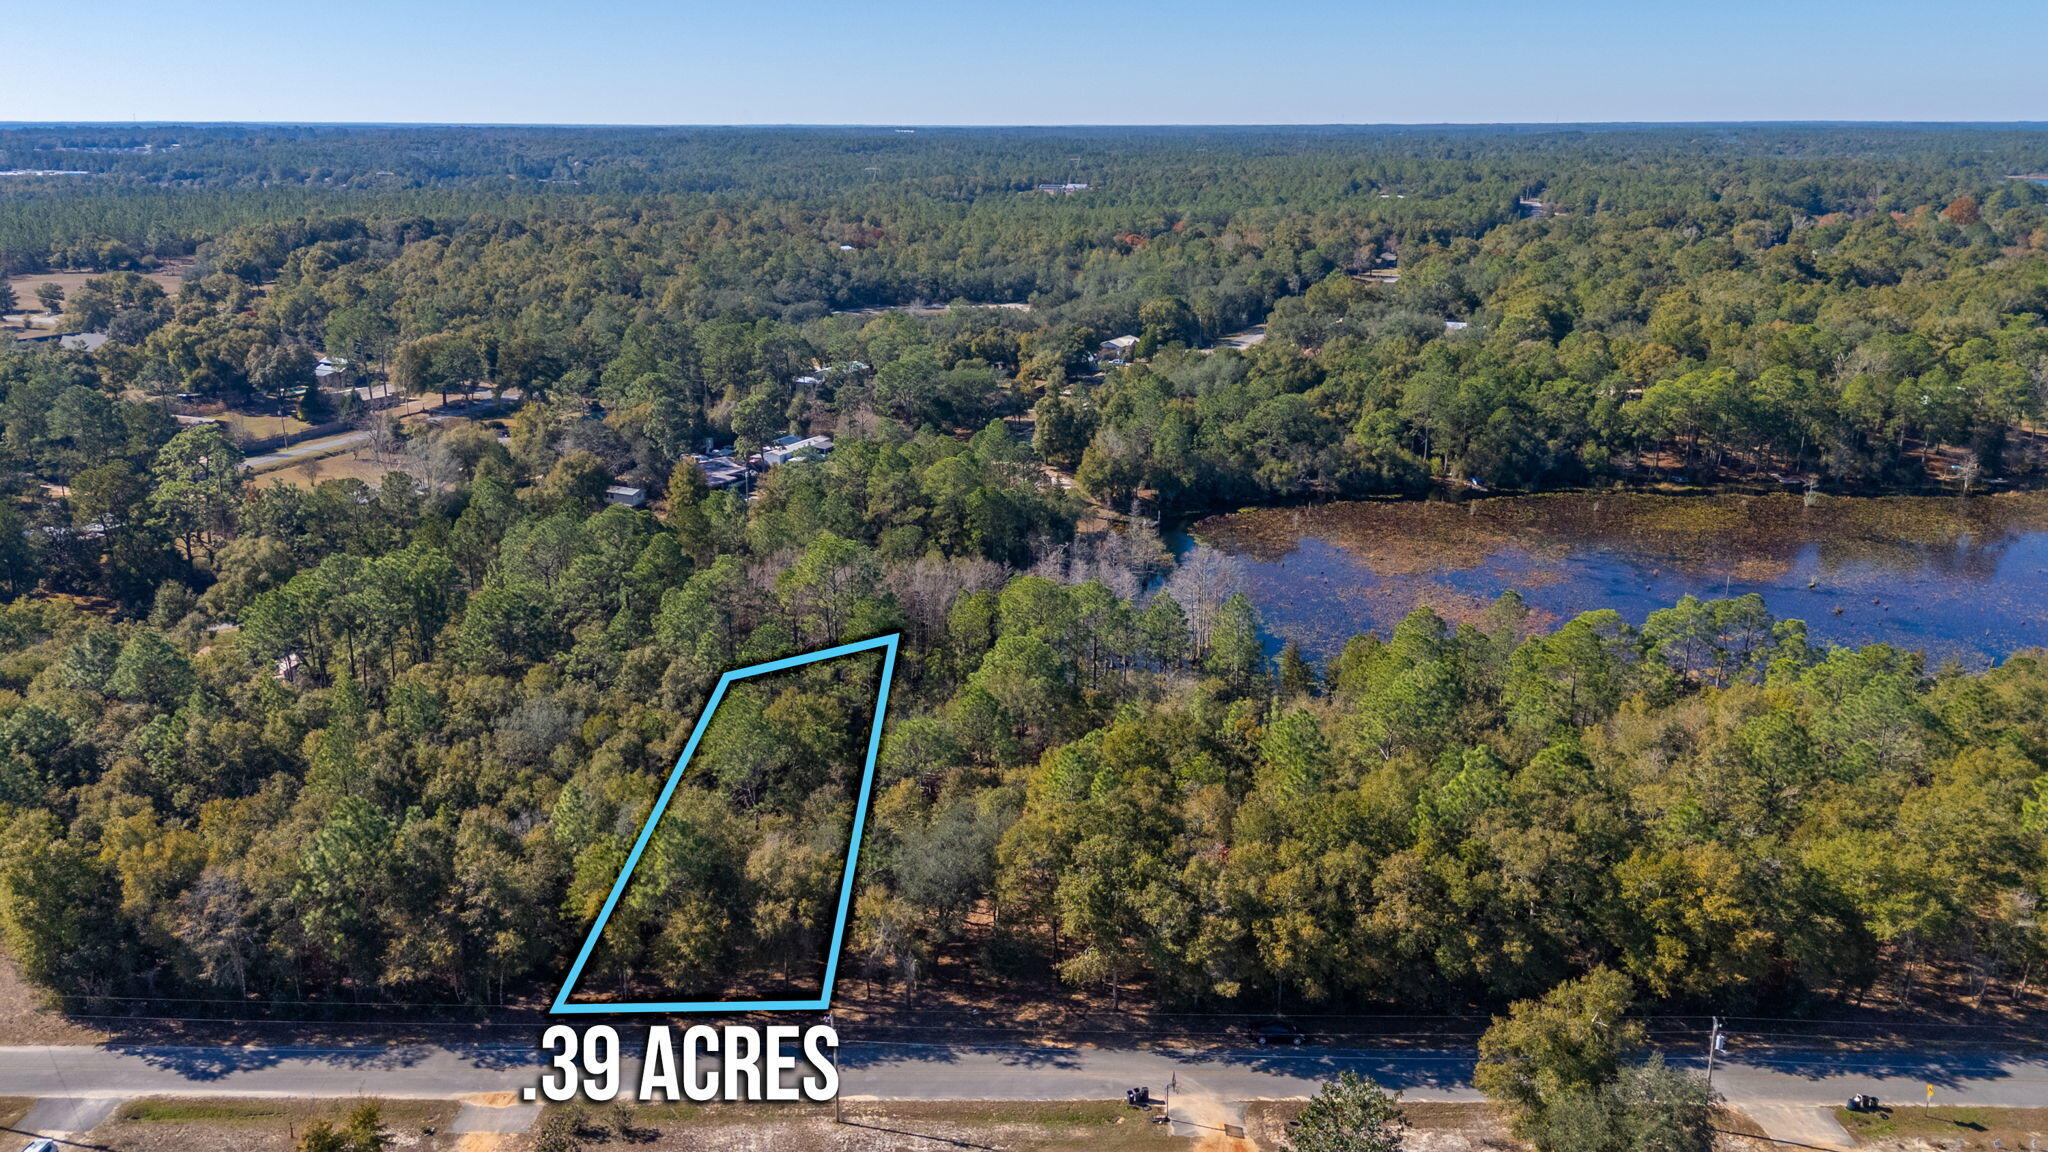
[8,0,2045,125]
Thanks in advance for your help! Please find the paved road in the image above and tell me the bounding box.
[17,1096,117,1134]
[242,430,371,471]
[2,1040,2045,1108]
[238,389,514,471]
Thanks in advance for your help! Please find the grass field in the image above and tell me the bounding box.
[1,265,188,326]
[217,409,315,443]
[1837,1105,2048,1150]
[551,1098,1190,1152]
[46,1096,1194,1152]
[116,1098,307,1124]
[253,446,403,488]
[113,1096,455,1127]
[93,1096,462,1152]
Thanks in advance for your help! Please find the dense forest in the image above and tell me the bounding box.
[0,125,2044,1020]
[10,124,2048,506]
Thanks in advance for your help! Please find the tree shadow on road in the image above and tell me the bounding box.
[838,1040,1083,1071]
[103,1039,535,1080]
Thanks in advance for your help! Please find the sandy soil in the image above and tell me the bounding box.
[1173,1088,1254,1152]
[0,1100,33,1150]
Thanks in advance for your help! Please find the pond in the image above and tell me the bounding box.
[1173,491,2048,666]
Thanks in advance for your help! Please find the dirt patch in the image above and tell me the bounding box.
[1712,1106,1773,1142]
[0,1099,33,1147]
[1836,1105,2048,1151]
[1174,1089,1252,1152]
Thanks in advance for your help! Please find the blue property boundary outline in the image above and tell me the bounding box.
[550,633,900,1014]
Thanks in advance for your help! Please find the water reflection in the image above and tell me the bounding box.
[1176,491,2048,666]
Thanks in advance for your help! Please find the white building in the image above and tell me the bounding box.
[1098,335,1139,363]
[762,435,835,467]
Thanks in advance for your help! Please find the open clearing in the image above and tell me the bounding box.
[254,445,407,488]
[1837,1105,2048,1151]
[214,408,317,443]
[1,264,189,326]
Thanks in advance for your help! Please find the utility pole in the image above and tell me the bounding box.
[1705,1017,1725,1086]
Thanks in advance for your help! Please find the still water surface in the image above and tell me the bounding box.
[1175,491,2048,666]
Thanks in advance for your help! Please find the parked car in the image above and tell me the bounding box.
[24,1140,58,1152]
[1247,1020,1308,1046]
